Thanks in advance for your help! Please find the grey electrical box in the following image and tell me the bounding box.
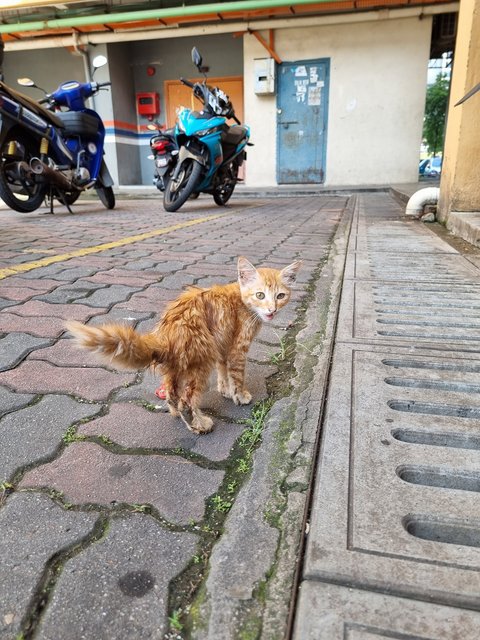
[254,58,275,95]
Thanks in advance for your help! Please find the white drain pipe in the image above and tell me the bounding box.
[405,187,440,218]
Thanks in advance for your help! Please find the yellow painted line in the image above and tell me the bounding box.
[0,212,229,280]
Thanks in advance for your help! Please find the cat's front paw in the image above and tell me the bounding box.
[232,389,252,406]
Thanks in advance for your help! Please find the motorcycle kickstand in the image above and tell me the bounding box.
[46,188,73,214]
[57,191,74,214]
[43,189,55,215]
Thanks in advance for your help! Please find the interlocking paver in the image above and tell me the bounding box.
[0,386,34,418]
[0,360,135,401]
[33,281,106,304]
[36,515,196,640]
[78,402,244,461]
[0,298,17,310]
[0,276,60,294]
[0,492,97,639]
[20,442,224,523]
[0,332,52,372]
[0,313,71,338]
[27,337,109,368]
[0,286,44,301]
[86,269,159,286]
[122,259,159,271]
[87,306,153,326]
[1,299,103,321]
[72,284,144,307]
[48,266,99,281]
[0,394,101,479]
[156,271,198,289]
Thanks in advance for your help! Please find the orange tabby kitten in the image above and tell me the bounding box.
[66,256,301,435]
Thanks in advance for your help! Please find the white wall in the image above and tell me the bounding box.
[244,15,432,186]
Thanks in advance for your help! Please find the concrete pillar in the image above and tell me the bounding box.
[89,43,119,187]
[437,0,480,223]
[92,42,142,187]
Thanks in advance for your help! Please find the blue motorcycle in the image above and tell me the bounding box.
[0,55,114,213]
[162,47,251,212]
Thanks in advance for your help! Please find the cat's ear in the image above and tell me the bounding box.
[280,260,302,285]
[237,256,258,284]
[238,256,258,285]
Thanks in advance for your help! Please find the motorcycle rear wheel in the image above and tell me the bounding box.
[0,129,47,213]
[213,160,239,206]
[95,185,115,210]
[163,159,202,212]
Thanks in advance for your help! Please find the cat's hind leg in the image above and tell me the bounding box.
[162,374,181,417]
[178,376,213,434]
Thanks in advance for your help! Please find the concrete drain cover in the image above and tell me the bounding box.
[338,280,480,348]
[297,194,480,638]
[294,582,480,639]
[304,344,480,605]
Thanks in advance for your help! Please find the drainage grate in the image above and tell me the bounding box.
[300,194,480,636]
[337,280,480,348]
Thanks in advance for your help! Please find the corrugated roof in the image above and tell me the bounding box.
[1,0,455,44]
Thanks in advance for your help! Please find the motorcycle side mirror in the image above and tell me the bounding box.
[91,55,107,78]
[192,47,202,69]
[92,55,107,69]
[17,77,35,87]
[17,77,48,94]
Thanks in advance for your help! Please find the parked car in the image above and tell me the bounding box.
[418,158,429,175]
[419,156,442,177]
[428,156,442,176]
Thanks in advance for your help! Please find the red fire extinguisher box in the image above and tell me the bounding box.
[136,92,160,117]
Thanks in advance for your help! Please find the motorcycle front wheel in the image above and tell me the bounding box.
[213,160,239,207]
[163,159,202,212]
[95,185,115,210]
[0,129,47,213]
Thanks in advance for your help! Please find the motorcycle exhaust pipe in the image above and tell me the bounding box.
[8,161,33,181]
[30,158,73,191]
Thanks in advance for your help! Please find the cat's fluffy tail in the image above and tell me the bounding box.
[66,321,164,370]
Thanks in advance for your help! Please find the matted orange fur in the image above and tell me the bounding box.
[66,256,301,434]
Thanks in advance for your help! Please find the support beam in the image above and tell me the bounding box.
[248,28,282,63]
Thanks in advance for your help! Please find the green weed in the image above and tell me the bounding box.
[168,609,183,632]
[62,426,86,444]
[211,495,232,513]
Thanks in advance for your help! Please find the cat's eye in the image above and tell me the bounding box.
[277,293,286,299]
[256,292,265,299]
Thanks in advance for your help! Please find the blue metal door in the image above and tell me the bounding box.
[277,59,329,183]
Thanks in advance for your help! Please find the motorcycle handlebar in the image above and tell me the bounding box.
[180,77,195,88]
[97,82,111,89]
[232,114,241,125]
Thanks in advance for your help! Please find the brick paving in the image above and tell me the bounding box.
[0,195,345,639]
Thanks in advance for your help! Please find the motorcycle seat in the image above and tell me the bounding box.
[0,81,65,129]
[222,125,248,146]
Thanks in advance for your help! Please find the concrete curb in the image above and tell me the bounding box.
[191,196,356,639]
